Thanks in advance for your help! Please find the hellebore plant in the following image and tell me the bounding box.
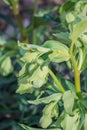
[1,0,87,130]
[16,1,87,130]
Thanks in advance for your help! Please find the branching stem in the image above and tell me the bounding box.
[48,68,65,93]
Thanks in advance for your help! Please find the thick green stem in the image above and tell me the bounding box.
[34,0,39,15]
[78,48,83,70]
[70,43,81,98]
[33,29,37,44]
[48,68,65,93]
[33,0,39,44]
[11,0,27,42]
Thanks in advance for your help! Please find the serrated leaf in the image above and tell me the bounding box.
[28,93,62,105]
[63,91,75,114]
[43,40,70,63]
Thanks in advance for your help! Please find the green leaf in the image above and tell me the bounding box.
[18,41,70,64]
[16,83,33,94]
[61,110,80,130]
[80,48,87,71]
[55,73,76,93]
[43,40,70,63]
[17,62,48,94]
[18,42,50,56]
[70,18,87,44]
[64,79,75,93]
[66,12,75,23]
[81,97,87,109]
[59,1,75,13]
[16,63,34,94]
[80,34,87,47]
[40,102,58,128]
[83,69,87,91]
[75,1,87,16]
[63,91,75,114]
[43,40,68,50]
[0,37,17,49]
[33,16,50,28]
[0,38,17,76]
[84,113,87,130]
[80,32,87,71]
[78,104,85,130]
[48,51,69,63]
[21,52,39,62]
[28,93,62,105]
[29,66,48,88]
[0,56,13,76]
[26,15,50,34]
[52,32,71,45]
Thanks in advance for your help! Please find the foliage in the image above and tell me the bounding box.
[16,1,87,130]
[1,0,87,130]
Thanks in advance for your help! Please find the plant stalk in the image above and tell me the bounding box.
[11,0,28,42]
[33,0,39,44]
[48,68,65,93]
[34,0,39,15]
[70,45,81,97]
